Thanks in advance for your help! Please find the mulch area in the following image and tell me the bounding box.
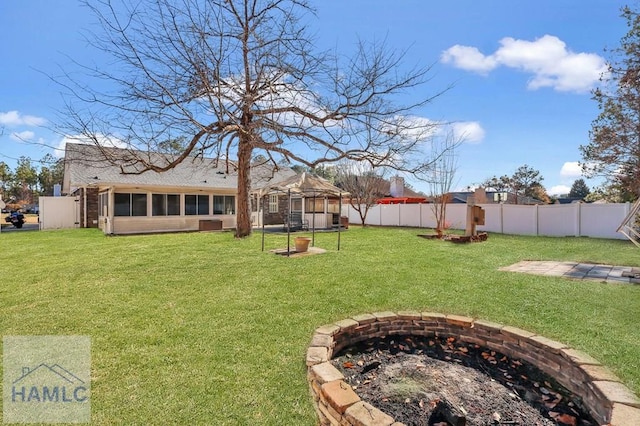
[417,232,488,244]
[331,335,596,426]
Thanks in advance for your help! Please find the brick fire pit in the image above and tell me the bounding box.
[306,312,640,426]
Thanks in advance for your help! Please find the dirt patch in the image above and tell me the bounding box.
[331,335,596,425]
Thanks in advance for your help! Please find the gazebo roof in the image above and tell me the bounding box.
[260,172,348,197]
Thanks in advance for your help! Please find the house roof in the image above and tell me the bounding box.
[63,143,294,193]
[249,163,297,191]
[378,178,424,198]
[377,197,427,204]
[259,172,348,197]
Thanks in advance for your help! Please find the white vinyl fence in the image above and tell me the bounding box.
[344,203,632,240]
[39,196,80,230]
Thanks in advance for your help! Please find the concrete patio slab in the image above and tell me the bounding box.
[499,261,640,285]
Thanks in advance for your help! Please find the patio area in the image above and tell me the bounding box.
[500,261,640,284]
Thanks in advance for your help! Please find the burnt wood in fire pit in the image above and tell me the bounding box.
[331,334,597,426]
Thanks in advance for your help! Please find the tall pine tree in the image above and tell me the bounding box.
[568,178,590,199]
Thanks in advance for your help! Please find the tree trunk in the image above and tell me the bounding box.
[235,139,253,238]
[359,211,366,226]
[353,204,368,226]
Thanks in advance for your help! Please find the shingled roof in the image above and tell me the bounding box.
[259,172,348,197]
[62,143,295,193]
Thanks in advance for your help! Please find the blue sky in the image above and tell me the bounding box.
[0,0,629,195]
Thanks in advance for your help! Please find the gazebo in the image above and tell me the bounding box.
[258,172,349,255]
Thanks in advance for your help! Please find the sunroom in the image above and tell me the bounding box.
[63,143,239,235]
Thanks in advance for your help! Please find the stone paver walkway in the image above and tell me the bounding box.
[499,261,640,284]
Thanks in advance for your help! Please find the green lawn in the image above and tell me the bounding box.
[1,227,639,425]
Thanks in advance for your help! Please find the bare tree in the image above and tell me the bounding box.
[424,130,459,237]
[58,0,447,237]
[335,161,387,226]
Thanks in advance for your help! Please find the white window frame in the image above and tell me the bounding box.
[268,195,278,213]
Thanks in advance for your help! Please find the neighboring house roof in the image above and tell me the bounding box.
[259,172,348,197]
[63,143,293,193]
[377,196,427,204]
[389,188,424,198]
[556,197,584,204]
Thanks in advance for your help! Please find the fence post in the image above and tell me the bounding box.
[576,203,581,237]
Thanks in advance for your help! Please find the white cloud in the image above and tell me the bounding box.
[452,121,485,144]
[549,185,571,196]
[390,115,440,141]
[441,35,607,93]
[9,130,35,141]
[0,110,47,127]
[440,45,497,74]
[560,161,583,178]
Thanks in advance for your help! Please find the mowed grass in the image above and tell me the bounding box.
[1,227,639,425]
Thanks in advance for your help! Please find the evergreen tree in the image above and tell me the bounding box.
[38,154,65,196]
[0,162,12,196]
[568,178,591,199]
[13,157,38,203]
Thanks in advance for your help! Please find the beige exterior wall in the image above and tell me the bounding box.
[104,215,235,234]
[95,185,237,235]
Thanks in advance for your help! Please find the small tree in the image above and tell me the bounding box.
[584,183,625,203]
[425,130,459,237]
[479,165,547,204]
[511,164,544,202]
[529,183,551,204]
[568,178,591,199]
[335,161,387,226]
[480,175,511,202]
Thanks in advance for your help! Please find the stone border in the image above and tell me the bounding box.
[306,312,640,426]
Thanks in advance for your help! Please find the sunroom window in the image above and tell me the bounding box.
[114,193,147,216]
[185,194,209,215]
[152,194,180,216]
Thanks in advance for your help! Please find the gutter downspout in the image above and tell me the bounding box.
[83,186,88,228]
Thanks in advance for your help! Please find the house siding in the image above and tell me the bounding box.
[262,195,289,225]
[93,186,237,234]
[108,215,235,234]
